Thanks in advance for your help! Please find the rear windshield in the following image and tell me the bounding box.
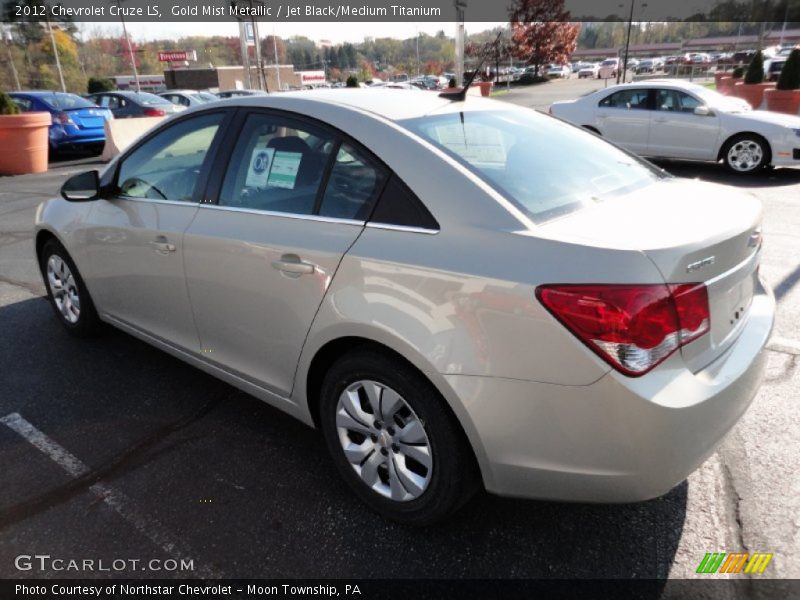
[399,110,663,223]
[41,93,95,110]
[194,92,218,102]
[132,93,173,105]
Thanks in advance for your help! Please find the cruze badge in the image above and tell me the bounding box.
[686,256,715,273]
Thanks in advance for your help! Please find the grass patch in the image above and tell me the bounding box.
[490,89,510,97]
[701,81,716,90]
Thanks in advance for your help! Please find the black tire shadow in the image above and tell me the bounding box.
[0,296,686,587]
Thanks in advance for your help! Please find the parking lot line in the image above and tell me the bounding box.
[0,412,220,578]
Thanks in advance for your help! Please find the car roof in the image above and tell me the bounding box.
[160,90,198,95]
[11,90,78,97]
[214,88,502,122]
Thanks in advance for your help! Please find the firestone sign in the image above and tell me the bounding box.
[158,50,197,62]
[299,71,326,85]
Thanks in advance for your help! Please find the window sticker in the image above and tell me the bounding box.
[245,146,275,189]
[432,123,506,165]
[267,151,303,189]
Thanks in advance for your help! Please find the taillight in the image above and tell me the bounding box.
[536,283,710,376]
[143,108,166,117]
[53,112,73,125]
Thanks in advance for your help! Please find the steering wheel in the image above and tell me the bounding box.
[119,177,168,200]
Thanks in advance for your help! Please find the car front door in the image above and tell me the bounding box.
[82,111,230,350]
[594,88,652,154]
[182,110,388,397]
[647,89,720,160]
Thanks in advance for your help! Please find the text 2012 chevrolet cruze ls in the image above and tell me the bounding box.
[35,90,774,524]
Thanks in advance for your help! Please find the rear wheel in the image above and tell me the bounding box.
[40,239,102,337]
[722,134,769,174]
[319,350,479,525]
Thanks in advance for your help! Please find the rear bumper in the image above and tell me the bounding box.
[446,280,774,502]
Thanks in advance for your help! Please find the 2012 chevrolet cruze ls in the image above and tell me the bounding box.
[35,90,774,524]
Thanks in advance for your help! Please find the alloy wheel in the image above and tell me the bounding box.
[47,254,81,324]
[727,140,764,172]
[335,380,433,501]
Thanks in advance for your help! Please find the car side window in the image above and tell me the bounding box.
[370,174,439,230]
[11,97,32,111]
[599,89,650,109]
[117,112,224,202]
[318,144,387,220]
[656,90,702,113]
[219,112,335,215]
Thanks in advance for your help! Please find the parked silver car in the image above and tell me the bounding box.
[35,91,774,524]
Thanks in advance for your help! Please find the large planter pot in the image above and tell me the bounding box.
[733,82,774,109]
[716,76,735,95]
[764,88,800,115]
[0,112,50,175]
[472,81,493,97]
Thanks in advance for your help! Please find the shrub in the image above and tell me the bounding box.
[744,51,764,84]
[346,75,359,88]
[87,77,115,94]
[732,66,744,79]
[449,77,457,88]
[776,48,800,91]
[0,91,21,115]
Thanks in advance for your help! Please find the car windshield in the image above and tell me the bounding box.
[194,92,218,102]
[689,86,752,113]
[132,93,172,105]
[399,110,663,223]
[41,93,95,110]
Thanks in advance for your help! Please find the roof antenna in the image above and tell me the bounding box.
[440,31,503,102]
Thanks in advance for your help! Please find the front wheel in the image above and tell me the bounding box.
[722,134,769,174]
[319,350,479,525]
[40,238,102,337]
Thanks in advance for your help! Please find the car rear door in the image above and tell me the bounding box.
[647,88,720,160]
[182,109,388,397]
[595,88,652,154]
[82,110,231,351]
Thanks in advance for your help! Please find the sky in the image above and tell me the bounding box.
[75,21,505,44]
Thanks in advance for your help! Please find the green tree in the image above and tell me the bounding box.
[776,48,800,91]
[744,50,764,84]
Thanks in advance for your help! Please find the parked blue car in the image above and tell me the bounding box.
[8,91,113,153]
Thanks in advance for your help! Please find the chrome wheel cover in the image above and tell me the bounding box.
[727,140,763,172]
[46,255,80,324]
[335,380,433,501]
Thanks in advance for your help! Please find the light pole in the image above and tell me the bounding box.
[618,0,646,84]
[43,8,66,92]
[454,0,466,86]
[2,25,21,90]
[113,0,141,92]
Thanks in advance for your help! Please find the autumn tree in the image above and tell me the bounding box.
[509,0,580,77]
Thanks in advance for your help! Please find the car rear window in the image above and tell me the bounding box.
[399,109,663,223]
[133,93,173,105]
[41,93,96,110]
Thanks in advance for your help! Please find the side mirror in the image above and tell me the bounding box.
[694,106,714,117]
[61,170,100,202]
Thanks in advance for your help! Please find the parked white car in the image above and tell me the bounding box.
[546,64,570,79]
[550,80,800,174]
[578,63,600,79]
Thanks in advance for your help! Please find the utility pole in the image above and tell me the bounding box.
[2,26,21,90]
[272,23,281,91]
[115,0,141,92]
[247,0,265,90]
[454,0,466,86]
[44,10,66,92]
[416,26,420,77]
[618,0,646,84]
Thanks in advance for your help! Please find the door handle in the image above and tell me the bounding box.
[272,255,316,275]
[150,236,176,254]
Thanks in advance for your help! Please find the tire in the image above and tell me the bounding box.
[40,238,102,337]
[722,134,770,174]
[319,349,479,525]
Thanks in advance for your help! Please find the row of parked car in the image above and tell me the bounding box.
[7,88,271,153]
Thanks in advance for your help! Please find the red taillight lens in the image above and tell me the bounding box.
[536,283,710,376]
[143,108,166,117]
[53,112,73,125]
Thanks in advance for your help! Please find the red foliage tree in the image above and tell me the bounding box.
[509,0,580,77]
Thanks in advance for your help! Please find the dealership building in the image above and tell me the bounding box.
[163,65,326,92]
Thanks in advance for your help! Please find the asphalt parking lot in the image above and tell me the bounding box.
[0,90,798,592]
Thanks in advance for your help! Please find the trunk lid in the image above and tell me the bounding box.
[539,178,762,372]
[64,107,111,130]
